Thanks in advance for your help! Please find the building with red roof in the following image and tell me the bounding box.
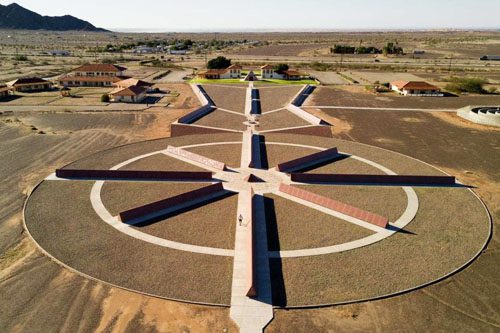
[109,85,148,103]
[59,63,129,87]
[197,64,242,79]
[390,81,442,96]
[260,64,307,80]
[7,77,53,92]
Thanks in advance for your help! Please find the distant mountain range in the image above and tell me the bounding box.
[0,3,108,31]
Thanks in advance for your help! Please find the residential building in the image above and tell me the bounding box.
[197,64,242,79]
[260,65,306,80]
[109,85,148,103]
[260,65,275,79]
[390,81,442,96]
[7,77,53,92]
[114,78,152,90]
[59,64,129,87]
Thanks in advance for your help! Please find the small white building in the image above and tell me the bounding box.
[260,65,277,79]
[198,64,242,79]
[260,64,304,80]
[109,85,148,103]
[390,81,442,96]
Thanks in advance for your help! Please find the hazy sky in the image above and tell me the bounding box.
[2,0,500,31]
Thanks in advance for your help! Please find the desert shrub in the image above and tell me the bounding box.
[311,62,333,71]
[383,42,404,55]
[331,45,381,54]
[488,87,498,94]
[444,77,488,94]
[14,55,28,61]
[101,94,110,103]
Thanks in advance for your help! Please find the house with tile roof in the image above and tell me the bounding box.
[59,63,129,87]
[7,77,53,92]
[391,81,442,96]
[197,64,242,79]
[260,64,306,80]
[109,85,148,103]
[114,78,152,89]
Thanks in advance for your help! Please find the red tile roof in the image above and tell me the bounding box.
[391,81,439,90]
[59,75,128,83]
[283,70,303,76]
[260,64,274,70]
[115,78,152,88]
[72,63,127,73]
[110,85,148,96]
[8,77,49,86]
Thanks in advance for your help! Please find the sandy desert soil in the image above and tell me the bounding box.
[193,110,247,132]
[201,85,246,112]
[0,80,499,332]
[258,109,310,131]
[259,86,303,112]
[265,194,374,251]
[264,107,499,331]
[306,85,500,109]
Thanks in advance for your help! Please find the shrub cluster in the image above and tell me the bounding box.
[444,77,488,94]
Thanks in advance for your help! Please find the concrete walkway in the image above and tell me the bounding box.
[230,189,274,333]
[241,131,253,168]
[245,83,253,116]
[230,128,274,332]
[285,104,323,125]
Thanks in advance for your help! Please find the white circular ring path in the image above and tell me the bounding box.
[89,141,419,258]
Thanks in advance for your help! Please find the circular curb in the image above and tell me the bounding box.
[22,135,493,309]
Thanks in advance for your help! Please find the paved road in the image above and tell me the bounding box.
[155,69,192,83]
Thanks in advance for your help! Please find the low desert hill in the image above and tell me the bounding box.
[0,3,108,31]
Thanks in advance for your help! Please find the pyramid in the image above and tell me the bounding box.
[243,174,264,183]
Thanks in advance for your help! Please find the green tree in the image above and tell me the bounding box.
[383,42,404,55]
[101,94,110,103]
[274,63,289,72]
[207,56,232,69]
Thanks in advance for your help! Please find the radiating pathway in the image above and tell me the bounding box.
[230,83,274,333]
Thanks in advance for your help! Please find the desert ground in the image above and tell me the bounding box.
[0,30,499,332]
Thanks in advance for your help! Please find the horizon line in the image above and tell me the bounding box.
[107,27,500,34]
